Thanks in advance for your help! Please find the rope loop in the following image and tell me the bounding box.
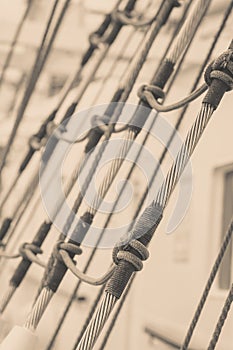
[138,83,165,102]
[138,82,208,113]
[53,240,82,262]
[19,243,45,267]
[55,241,114,285]
[91,114,110,133]
[204,49,233,91]
[113,239,149,271]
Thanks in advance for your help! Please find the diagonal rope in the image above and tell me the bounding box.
[0,0,33,88]
[0,0,69,179]
[181,221,233,349]
[23,0,180,332]
[0,0,143,313]
[75,38,233,349]
[96,4,233,346]
[207,283,233,350]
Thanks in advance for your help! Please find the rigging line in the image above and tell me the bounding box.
[61,1,200,289]
[70,3,198,346]
[71,114,157,350]
[23,0,180,333]
[207,283,233,350]
[0,0,129,214]
[0,13,141,266]
[74,39,233,350]
[0,0,139,254]
[60,0,181,243]
[0,0,69,180]
[85,0,210,219]
[0,22,143,309]
[75,3,233,348]
[28,0,213,334]
[59,0,210,284]
[98,275,135,350]
[181,222,233,350]
[45,52,155,349]
[0,0,33,88]
[44,18,153,350]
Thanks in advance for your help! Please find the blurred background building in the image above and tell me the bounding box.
[0,0,232,349]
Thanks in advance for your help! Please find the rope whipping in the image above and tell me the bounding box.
[23,0,181,333]
[0,0,144,314]
[97,3,233,347]
[75,40,233,350]
[0,0,123,213]
[44,4,159,346]
[0,0,130,244]
[22,0,180,332]
[71,0,220,345]
[57,0,210,294]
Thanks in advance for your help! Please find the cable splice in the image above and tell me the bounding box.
[23,0,180,333]
[106,203,162,299]
[95,3,233,346]
[75,40,233,350]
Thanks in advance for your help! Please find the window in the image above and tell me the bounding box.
[219,169,233,290]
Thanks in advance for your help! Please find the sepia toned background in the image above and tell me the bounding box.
[0,1,232,349]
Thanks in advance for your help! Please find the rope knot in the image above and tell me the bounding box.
[19,243,45,267]
[204,49,233,91]
[53,240,82,262]
[112,239,149,272]
[138,83,165,104]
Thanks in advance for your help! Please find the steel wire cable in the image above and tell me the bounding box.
[0,0,124,213]
[23,0,180,332]
[0,0,70,179]
[0,0,137,245]
[0,8,146,312]
[73,3,233,348]
[74,34,233,349]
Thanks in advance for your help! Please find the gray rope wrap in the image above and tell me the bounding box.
[106,204,163,299]
[113,239,149,271]
[204,48,233,108]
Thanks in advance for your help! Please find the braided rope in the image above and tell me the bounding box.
[71,285,106,350]
[98,276,135,350]
[85,4,233,347]
[24,288,54,330]
[89,128,136,216]
[62,0,178,236]
[167,0,211,64]
[0,2,144,318]
[75,65,232,349]
[181,222,233,349]
[207,284,233,350]
[156,103,214,208]
[76,293,117,350]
